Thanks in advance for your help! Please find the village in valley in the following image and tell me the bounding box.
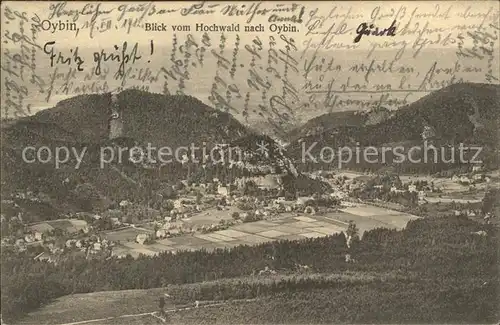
[2,91,497,263]
[1,83,499,324]
[2,147,497,263]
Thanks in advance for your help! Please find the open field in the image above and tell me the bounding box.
[425,197,482,204]
[18,289,165,325]
[19,272,411,325]
[181,207,239,226]
[337,204,420,234]
[102,227,152,242]
[107,204,420,257]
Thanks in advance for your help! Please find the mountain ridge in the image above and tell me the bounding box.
[286,82,500,170]
[289,82,499,145]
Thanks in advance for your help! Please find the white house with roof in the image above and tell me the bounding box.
[473,174,484,181]
[217,185,230,196]
[136,233,149,245]
[93,242,102,251]
[66,239,76,248]
[257,174,283,189]
[390,186,405,193]
[472,165,483,172]
[34,231,43,241]
[460,176,472,184]
[156,229,167,238]
[173,199,184,210]
[24,234,35,243]
[296,196,314,206]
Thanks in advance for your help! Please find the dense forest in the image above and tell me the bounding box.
[2,215,498,323]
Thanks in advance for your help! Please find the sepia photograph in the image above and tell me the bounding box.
[1,1,499,324]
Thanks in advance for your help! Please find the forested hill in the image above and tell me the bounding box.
[287,83,500,152]
[0,90,254,217]
[360,82,500,146]
[285,109,382,143]
[9,89,250,147]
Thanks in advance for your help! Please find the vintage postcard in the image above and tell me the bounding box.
[1,1,499,324]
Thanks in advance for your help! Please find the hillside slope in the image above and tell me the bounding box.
[286,110,369,143]
[363,83,499,146]
[0,90,254,215]
[19,89,250,146]
[287,83,500,166]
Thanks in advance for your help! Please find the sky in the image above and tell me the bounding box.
[3,1,497,48]
[1,1,499,123]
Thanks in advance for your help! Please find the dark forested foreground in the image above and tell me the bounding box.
[171,279,497,324]
[2,216,499,324]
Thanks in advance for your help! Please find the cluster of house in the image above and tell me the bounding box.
[169,198,202,218]
[197,220,236,234]
[134,220,196,245]
[107,169,340,247]
[453,210,496,223]
[20,230,46,245]
[453,209,482,217]
[390,183,427,202]
[321,175,361,197]
[33,235,114,263]
[64,235,114,253]
[452,173,490,185]
[234,195,325,218]
[186,174,284,198]
[130,193,335,246]
[135,232,155,244]
[90,212,124,228]
[2,216,93,254]
[11,191,45,202]
[449,165,490,185]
